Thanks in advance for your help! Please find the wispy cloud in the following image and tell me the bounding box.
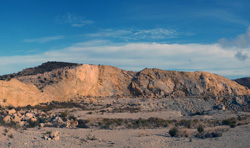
[0,40,249,78]
[133,28,177,39]
[197,9,249,26]
[23,35,64,43]
[57,13,94,27]
[86,28,178,41]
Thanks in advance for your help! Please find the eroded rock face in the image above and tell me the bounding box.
[130,69,250,97]
[0,62,249,107]
[0,79,51,107]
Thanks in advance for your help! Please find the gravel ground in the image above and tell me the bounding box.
[0,123,249,148]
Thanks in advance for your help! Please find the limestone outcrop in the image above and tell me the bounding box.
[0,62,249,107]
[130,68,250,97]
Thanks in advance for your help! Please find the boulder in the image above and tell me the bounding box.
[217,104,226,111]
[44,131,60,141]
[24,112,35,120]
[3,115,11,123]
[18,121,25,127]
[12,114,22,122]
[8,109,16,115]
[234,97,245,105]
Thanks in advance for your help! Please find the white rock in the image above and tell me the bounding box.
[12,114,22,122]
[31,117,37,122]
[25,112,35,120]
[3,115,11,122]
[18,121,25,127]
[53,136,60,141]
[51,131,59,137]
[39,123,45,128]
[8,109,16,115]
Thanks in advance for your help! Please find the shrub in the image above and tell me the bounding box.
[87,112,93,114]
[204,131,222,138]
[27,119,39,128]
[77,119,89,128]
[60,110,68,118]
[222,118,237,128]
[169,127,178,137]
[8,134,13,138]
[37,116,46,123]
[46,131,51,135]
[176,120,192,128]
[68,115,77,121]
[197,125,204,133]
[86,133,97,141]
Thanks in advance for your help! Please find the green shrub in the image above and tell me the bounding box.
[8,134,13,138]
[197,125,204,133]
[68,115,77,121]
[222,118,237,128]
[169,127,178,137]
[27,119,39,128]
[77,119,89,128]
[60,110,68,118]
[177,120,192,128]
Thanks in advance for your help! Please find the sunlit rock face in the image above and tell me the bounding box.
[0,62,249,107]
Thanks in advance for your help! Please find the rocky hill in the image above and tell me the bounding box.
[0,62,250,107]
[234,77,250,89]
[0,61,79,81]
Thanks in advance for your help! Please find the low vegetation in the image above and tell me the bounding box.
[169,127,178,137]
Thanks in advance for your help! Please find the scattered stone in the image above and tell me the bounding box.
[3,115,11,123]
[39,123,45,128]
[18,121,25,127]
[12,114,22,122]
[44,131,60,141]
[217,104,226,111]
[8,109,16,115]
[24,112,35,120]
[234,97,245,105]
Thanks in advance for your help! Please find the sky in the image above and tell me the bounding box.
[0,0,250,79]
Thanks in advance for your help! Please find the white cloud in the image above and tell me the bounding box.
[57,13,94,27]
[219,26,250,49]
[0,41,249,78]
[23,35,64,43]
[218,26,250,62]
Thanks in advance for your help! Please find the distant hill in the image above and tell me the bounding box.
[234,77,250,89]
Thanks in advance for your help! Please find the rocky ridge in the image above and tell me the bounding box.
[234,77,250,89]
[0,62,250,107]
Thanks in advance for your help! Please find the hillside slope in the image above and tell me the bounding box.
[234,77,250,89]
[0,62,249,107]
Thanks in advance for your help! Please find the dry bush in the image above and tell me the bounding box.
[177,128,191,138]
[137,131,149,137]
[169,127,178,137]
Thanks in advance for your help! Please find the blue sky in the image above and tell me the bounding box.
[0,0,250,79]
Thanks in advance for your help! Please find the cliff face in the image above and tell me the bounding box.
[0,79,48,107]
[0,62,249,107]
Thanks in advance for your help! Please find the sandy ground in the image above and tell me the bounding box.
[0,123,249,148]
